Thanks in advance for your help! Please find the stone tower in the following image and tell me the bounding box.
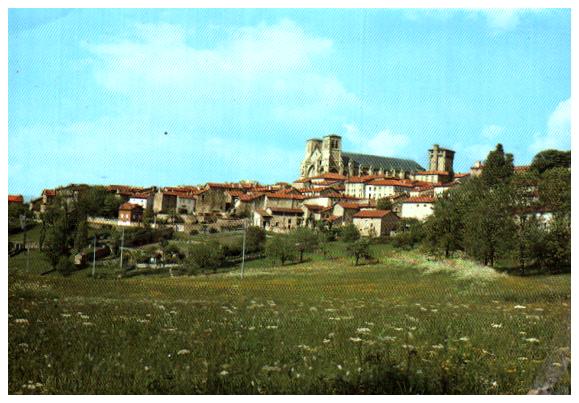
[321,134,343,174]
[428,144,455,174]
[300,138,323,177]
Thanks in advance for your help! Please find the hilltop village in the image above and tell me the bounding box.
[10,134,539,238]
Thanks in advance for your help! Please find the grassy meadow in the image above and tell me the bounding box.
[8,241,571,394]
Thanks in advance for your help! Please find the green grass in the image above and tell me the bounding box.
[8,244,570,394]
[9,224,43,243]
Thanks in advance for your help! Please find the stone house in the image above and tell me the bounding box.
[153,191,178,213]
[352,209,400,237]
[118,202,143,226]
[399,197,436,221]
[332,201,375,224]
[253,207,304,233]
[129,192,154,209]
[364,178,414,199]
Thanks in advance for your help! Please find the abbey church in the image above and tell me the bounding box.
[299,134,455,180]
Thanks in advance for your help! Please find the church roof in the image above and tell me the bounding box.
[342,152,424,172]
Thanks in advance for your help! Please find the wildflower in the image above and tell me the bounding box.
[266,325,278,329]
[517,357,528,361]
[82,322,94,326]
[519,331,527,336]
[144,366,150,371]
[14,319,29,324]
[337,364,342,370]
[459,337,469,342]
[552,362,562,367]
[524,338,540,343]
[514,305,526,309]
[61,313,71,318]
[491,323,502,328]
[393,327,403,331]
[322,339,331,344]
[382,336,397,342]
[349,337,362,342]
[357,328,371,334]
[262,365,281,372]
[80,314,90,320]
[491,381,498,388]
[177,349,190,355]
[534,308,544,312]
[220,370,229,376]
[432,344,444,349]
[248,326,255,331]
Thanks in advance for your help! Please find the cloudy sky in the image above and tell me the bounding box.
[8,8,570,196]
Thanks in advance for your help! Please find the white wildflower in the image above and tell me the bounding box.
[177,349,190,355]
[262,365,281,372]
[524,338,540,343]
[14,319,29,324]
[491,323,502,328]
[514,305,526,309]
[357,328,371,334]
[432,344,444,349]
[349,337,362,342]
[459,337,469,342]
[220,370,229,376]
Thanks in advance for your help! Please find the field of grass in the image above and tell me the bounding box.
[8,243,570,394]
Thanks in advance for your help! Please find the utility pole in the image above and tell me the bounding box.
[92,235,96,277]
[119,227,125,270]
[240,218,247,279]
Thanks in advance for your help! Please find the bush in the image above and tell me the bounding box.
[340,224,360,242]
[189,229,199,236]
[265,235,297,265]
[186,241,225,274]
[392,219,425,250]
[245,226,267,253]
[56,256,75,276]
[208,227,218,234]
[346,239,372,266]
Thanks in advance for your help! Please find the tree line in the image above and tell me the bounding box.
[416,146,570,274]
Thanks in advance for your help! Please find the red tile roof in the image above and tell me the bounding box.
[8,195,24,203]
[311,173,347,180]
[239,193,265,202]
[303,204,326,212]
[353,209,395,219]
[402,196,436,204]
[338,202,369,210]
[326,215,342,223]
[267,192,306,200]
[130,192,153,199]
[454,173,470,178]
[293,178,311,183]
[416,171,450,176]
[345,175,383,183]
[42,189,56,197]
[268,207,304,215]
[367,179,414,188]
[514,165,531,172]
[119,202,143,211]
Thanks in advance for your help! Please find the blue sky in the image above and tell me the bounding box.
[8,8,570,197]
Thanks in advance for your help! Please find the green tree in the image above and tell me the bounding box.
[102,194,124,218]
[265,235,297,265]
[347,239,371,266]
[290,227,319,263]
[530,149,571,174]
[424,193,464,258]
[186,240,225,274]
[44,211,72,269]
[542,214,571,273]
[538,167,571,214]
[142,204,154,230]
[73,217,88,252]
[340,224,360,242]
[463,184,515,267]
[392,218,425,250]
[376,198,393,211]
[481,144,514,188]
[245,226,267,253]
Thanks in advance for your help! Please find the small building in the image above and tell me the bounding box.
[413,171,452,184]
[364,178,414,199]
[353,209,400,237]
[129,193,154,209]
[118,203,144,226]
[153,191,178,213]
[399,197,436,221]
[8,195,24,205]
[176,194,196,214]
[253,207,304,233]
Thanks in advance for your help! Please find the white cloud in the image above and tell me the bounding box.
[482,124,505,139]
[406,9,545,33]
[480,9,522,31]
[86,19,356,121]
[529,98,571,153]
[342,123,410,157]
